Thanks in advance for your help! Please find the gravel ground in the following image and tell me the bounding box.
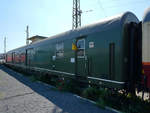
[0,65,116,113]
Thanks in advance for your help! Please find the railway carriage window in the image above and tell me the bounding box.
[56,42,64,57]
[77,39,85,57]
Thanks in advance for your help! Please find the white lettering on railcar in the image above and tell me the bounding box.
[89,42,94,48]
[70,58,75,63]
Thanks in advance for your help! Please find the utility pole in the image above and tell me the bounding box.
[4,37,6,54]
[72,0,81,29]
[26,25,29,45]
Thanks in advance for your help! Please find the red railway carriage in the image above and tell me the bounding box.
[6,47,26,64]
[142,63,150,90]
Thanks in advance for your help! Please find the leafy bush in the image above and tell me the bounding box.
[56,79,81,94]
[82,87,150,113]
[123,95,150,113]
[82,87,101,101]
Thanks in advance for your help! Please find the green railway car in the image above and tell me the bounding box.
[5,12,142,90]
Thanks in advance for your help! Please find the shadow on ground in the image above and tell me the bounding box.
[0,65,115,113]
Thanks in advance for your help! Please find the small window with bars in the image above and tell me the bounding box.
[77,39,85,58]
[56,42,64,57]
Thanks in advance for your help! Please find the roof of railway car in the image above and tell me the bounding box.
[7,11,138,53]
[143,7,150,23]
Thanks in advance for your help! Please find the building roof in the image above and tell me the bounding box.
[27,35,47,40]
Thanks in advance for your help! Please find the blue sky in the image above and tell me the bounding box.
[0,0,150,53]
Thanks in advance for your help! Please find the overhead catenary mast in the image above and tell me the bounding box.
[72,0,81,29]
[4,37,6,54]
[26,25,29,45]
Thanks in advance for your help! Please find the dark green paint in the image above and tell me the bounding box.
[6,12,139,89]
